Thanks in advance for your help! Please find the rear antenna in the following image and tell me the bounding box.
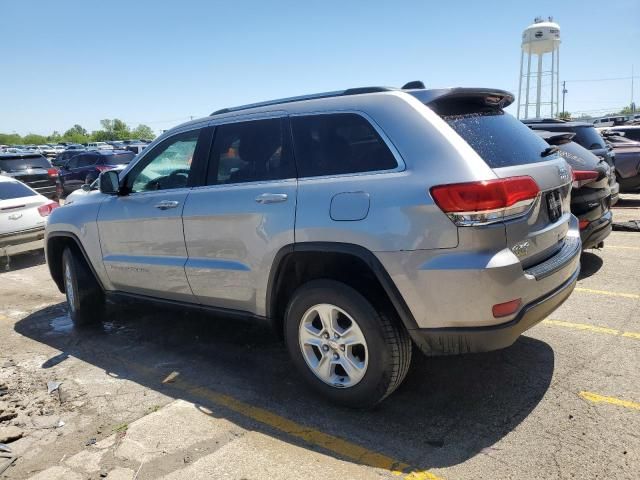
[401,80,425,90]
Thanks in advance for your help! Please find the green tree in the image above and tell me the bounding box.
[0,133,22,145]
[130,124,155,140]
[557,111,571,120]
[94,118,130,140]
[48,131,62,143]
[22,133,48,145]
[64,124,88,137]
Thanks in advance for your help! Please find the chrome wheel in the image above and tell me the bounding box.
[64,261,76,313]
[298,303,368,388]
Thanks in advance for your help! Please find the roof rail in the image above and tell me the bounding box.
[210,86,395,116]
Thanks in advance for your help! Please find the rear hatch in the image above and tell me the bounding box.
[418,89,573,267]
[0,154,56,195]
[0,181,47,236]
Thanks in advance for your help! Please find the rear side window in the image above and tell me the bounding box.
[444,111,551,168]
[105,152,135,165]
[207,117,294,185]
[0,181,35,199]
[0,155,50,172]
[77,155,97,167]
[291,113,397,177]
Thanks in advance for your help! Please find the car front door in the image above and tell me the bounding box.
[182,115,297,315]
[97,127,207,301]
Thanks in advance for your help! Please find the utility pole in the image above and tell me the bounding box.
[562,80,567,114]
[632,65,635,113]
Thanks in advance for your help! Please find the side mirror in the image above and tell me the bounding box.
[99,170,120,195]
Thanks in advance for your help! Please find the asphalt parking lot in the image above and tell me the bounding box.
[0,194,638,480]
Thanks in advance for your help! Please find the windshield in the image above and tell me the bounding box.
[444,111,552,168]
[0,181,36,199]
[0,155,51,171]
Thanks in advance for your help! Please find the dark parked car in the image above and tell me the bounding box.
[600,130,640,192]
[0,153,58,199]
[535,131,613,249]
[524,120,616,167]
[52,149,84,168]
[56,150,135,197]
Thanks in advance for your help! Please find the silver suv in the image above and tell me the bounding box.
[45,85,581,407]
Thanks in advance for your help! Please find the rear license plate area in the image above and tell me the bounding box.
[546,190,562,222]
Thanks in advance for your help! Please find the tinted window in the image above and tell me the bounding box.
[620,129,640,142]
[291,113,397,177]
[104,152,135,165]
[570,126,607,150]
[0,155,50,172]
[0,181,35,199]
[77,155,97,167]
[444,111,551,168]
[128,130,199,193]
[207,118,293,185]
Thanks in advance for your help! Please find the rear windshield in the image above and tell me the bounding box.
[558,142,600,170]
[444,111,552,168]
[104,152,135,165]
[571,126,607,150]
[0,181,35,199]
[0,155,50,172]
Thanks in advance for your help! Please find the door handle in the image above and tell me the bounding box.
[154,200,180,210]
[255,193,288,204]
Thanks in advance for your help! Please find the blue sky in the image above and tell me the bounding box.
[1,0,638,136]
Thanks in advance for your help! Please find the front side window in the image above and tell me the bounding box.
[291,113,397,178]
[207,117,293,185]
[127,130,199,193]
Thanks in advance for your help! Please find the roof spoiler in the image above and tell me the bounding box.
[534,130,576,145]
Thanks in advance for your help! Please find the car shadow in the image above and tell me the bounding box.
[0,249,45,273]
[579,251,604,280]
[615,196,640,208]
[15,301,555,473]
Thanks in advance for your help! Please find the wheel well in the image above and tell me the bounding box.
[46,236,82,293]
[269,250,400,337]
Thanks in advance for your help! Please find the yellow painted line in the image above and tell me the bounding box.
[579,391,640,411]
[574,287,640,300]
[120,360,439,479]
[543,319,640,341]
[543,319,620,336]
[181,381,441,479]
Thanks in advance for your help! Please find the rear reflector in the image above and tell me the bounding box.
[492,298,522,318]
[572,170,599,189]
[37,201,60,217]
[579,219,590,230]
[430,176,539,226]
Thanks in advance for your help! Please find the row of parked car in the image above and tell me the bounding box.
[3,83,639,406]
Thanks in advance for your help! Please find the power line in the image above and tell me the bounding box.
[564,76,640,83]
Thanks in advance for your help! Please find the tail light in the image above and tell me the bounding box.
[95,165,113,172]
[572,170,599,189]
[430,176,540,226]
[579,219,590,230]
[37,200,60,217]
[47,168,59,178]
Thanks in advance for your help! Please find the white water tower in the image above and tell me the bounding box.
[517,17,561,119]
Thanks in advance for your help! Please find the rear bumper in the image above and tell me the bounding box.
[581,210,612,249]
[375,215,582,351]
[409,266,578,355]
[0,227,45,256]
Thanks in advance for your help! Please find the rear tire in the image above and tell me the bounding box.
[62,247,104,326]
[284,280,412,408]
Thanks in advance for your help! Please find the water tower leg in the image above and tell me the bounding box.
[525,52,532,118]
[536,54,543,118]
[551,49,555,117]
[556,48,561,116]
[517,50,524,119]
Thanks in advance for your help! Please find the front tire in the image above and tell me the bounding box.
[284,280,412,408]
[62,247,104,326]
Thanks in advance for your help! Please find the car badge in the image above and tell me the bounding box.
[557,166,569,182]
[8,213,23,220]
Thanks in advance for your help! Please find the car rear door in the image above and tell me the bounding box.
[182,115,297,314]
[96,126,208,301]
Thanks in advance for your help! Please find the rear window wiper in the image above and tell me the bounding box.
[541,146,559,157]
